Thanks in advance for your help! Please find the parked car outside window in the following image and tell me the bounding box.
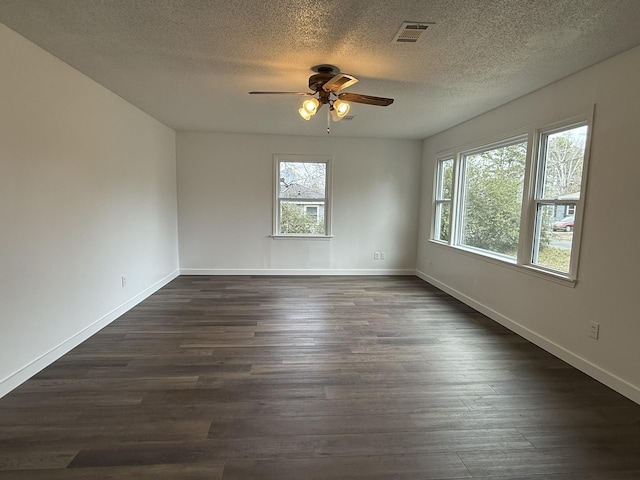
[553,216,574,232]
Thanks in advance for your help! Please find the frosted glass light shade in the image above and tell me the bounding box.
[302,98,320,114]
[333,99,350,117]
[298,107,312,120]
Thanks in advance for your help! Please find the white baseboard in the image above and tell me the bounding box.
[415,270,640,405]
[0,270,180,398]
[8,268,636,405]
[180,268,417,276]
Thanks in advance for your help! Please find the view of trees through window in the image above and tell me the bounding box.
[532,125,588,272]
[433,121,589,277]
[461,140,527,257]
[435,158,453,242]
[278,161,327,235]
[540,126,586,199]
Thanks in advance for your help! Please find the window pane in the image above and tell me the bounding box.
[539,125,587,200]
[280,200,325,234]
[460,140,527,257]
[279,162,326,199]
[532,203,575,273]
[433,158,454,243]
[532,124,587,273]
[437,159,454,200]
[436,202,451,242]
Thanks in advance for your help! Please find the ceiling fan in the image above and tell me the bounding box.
[249,64,394,131]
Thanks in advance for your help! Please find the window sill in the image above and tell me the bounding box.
[428,240,577,288]
[271,234,333,240]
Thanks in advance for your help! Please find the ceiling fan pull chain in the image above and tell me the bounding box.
[327,107,331,135]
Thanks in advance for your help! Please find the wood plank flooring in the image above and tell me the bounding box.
[1,275,639,479]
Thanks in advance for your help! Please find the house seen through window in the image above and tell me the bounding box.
[274,155,331,236]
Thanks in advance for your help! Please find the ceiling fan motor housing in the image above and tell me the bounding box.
[308,65,341,101]
[309,72,335,96]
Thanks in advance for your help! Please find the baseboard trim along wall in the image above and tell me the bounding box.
[0,270,180,399]
[415,270,640,405]
[180,268,417,276]
[6,268,636,405]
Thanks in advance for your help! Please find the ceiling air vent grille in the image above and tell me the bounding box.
[392,22,434,43]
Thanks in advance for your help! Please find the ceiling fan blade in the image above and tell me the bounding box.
[249,91,313,95]
[322,73,358,92]
[338,92,394,106]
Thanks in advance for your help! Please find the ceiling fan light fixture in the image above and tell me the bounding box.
[333,99,350,117]
[298,107,312,120]
[251,65,394,128]
[302,97,320,114]
[330,107,342,122]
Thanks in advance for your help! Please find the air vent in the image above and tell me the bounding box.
[341,115,355,121]
[392,22,434,43]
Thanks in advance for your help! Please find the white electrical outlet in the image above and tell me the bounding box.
[374,251,380,260]
[121,276,127,288]
[589,321,600,339]
[380,251,385,260]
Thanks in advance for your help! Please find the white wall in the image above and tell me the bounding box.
[177,132,421,274]
[417,46,640,403]
[3,20,637,406]
[0,25,179,396]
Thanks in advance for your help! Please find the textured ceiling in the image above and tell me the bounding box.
[1,0,640,139]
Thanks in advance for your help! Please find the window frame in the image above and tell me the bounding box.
[456,135,529,261]
[432,156,455,243]
[527,120,591,279]
[430,110,593,286]
[272,154,332,239]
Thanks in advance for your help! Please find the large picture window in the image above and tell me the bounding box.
[432,115,591,283]
[459,138,527,258]
[274,154,331,237]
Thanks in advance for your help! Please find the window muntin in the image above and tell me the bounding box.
[434,158,454,242]
[274,156,331,236]
[459,139,527,259]
[531,124,588,274]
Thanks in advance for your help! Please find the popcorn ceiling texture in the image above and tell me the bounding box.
[1,0,639,138]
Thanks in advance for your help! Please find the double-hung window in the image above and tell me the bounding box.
[531,123,588,275]
[432,114,591,283]
[274,154,331,237]
[434,157,454,242]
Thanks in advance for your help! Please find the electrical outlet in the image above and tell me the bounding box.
[380,251,385,260]
[121,276,127,288]
[374,251,380,260]
[589,321,600,339]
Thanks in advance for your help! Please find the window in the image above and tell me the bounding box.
[459,138,527,259]
[433,158,454,242]
[274,154,331,236]
[304,205,319,221]
[531,124,588,274]
[432,115,591,283]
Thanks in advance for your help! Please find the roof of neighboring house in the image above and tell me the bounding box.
[281,183,324,199]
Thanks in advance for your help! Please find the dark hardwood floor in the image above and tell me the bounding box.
[1,275,639,479]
